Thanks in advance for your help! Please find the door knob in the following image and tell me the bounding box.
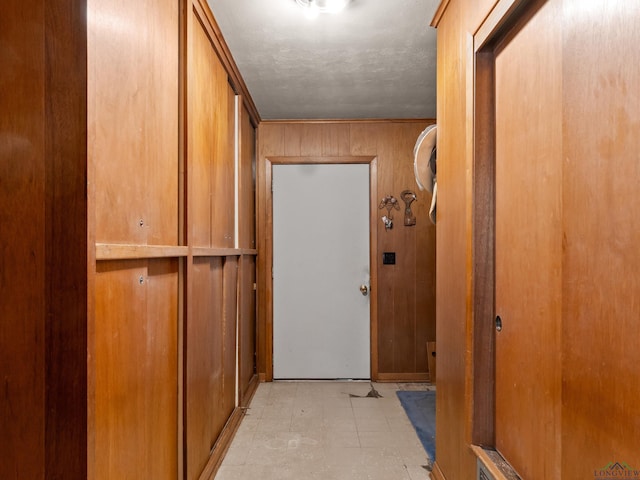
[359,285,368,296]
[495,315,502,332]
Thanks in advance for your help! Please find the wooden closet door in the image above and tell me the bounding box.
[493,0,562,477]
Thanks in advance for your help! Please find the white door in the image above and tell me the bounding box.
[272,163,370,379]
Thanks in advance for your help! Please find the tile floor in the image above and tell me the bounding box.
[215,381,435,480]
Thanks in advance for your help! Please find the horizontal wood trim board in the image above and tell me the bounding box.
[198,407,245,480]
[95,244,188,260]
[376,373,430,382]
[268,156,376,165]
[261,118,436,125]
[191,247,256,257]
[471,445,517,480]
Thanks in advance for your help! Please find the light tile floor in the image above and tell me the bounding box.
[215,381,435,480]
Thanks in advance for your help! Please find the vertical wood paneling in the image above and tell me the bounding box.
[494,1,562,475]
[44,0,89,476]
[1,2,89,478]
[189,15,216,247]
[222,257,238,417]
[238,105,256,249]
[89,0,179,245]
[561,1,640,476]
[186,257,224,480]
[322,124,350,156]
[210,80,235,248]
[433,0,475,477]
[239,256,257,401]
[0,2,46,476]
[95,259,178,480]
[283,124,303,156]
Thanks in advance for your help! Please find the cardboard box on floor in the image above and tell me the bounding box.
[427,342,436,384]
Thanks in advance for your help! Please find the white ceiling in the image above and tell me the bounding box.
[207,0,440,120]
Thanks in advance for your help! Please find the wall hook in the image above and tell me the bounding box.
[401,190,417,226]
[379,195,400,230]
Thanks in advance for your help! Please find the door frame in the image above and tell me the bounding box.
[468,0,545,474]
[263,156,378,382]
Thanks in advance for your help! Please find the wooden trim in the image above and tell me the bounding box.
[470,47,497,447]
[430,0,451,27]
[191,0,260,125]
[430,461,447,480]
[45,1,89,476]
[369,158,378,381]
[264,156,378,382]
[268,155,374,165]
[474,0,527,52]
[95,244,188,260]
[261,118,436,125]
[191,247,255,257]
[471,445,520,480]
[198,407,245,480]
[240,374,259,408]
[375,372,430,382]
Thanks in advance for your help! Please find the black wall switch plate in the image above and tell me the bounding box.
[382,252,396,265]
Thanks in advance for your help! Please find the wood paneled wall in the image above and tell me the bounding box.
[257,121,436,381]
[1,0,88,478]
[432,0,640,478]
[4,0,257,478]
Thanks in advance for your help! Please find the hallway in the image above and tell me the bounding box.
[215,382,434,480]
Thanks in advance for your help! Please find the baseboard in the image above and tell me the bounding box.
[376,372,430,382]
[430,461,446,480]
[240,374,259,408]
[199,407,245,480]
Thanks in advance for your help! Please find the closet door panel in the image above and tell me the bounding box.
[494,0,562,477]
[185,257,224,480]
[210,81,236,248]
[189,16,216,247]
[94,259,178,479]
[89,0,179,245]
[222,257,238,417]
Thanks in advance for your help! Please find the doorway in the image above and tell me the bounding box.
[272,163,370,379]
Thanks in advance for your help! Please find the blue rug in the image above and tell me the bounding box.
[396,390,436,460]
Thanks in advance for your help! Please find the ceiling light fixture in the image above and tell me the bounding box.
[296,0,350,17]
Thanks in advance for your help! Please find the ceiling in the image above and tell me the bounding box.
[207,0,440,120]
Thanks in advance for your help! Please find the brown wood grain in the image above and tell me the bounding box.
[0,2,46,477]
[493,1,562,477]
[189,13,215,247]
[44,0,89,477]
[432,0,480,478]
[222,257,238,417]
[239,255,257,403]
[561,1,640,476]
[185,256,224,480]
[210,80,235,248]
[1,1,89,478]
[238,103,257,249]
[94,259,178,480]
[89,0,179,246]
